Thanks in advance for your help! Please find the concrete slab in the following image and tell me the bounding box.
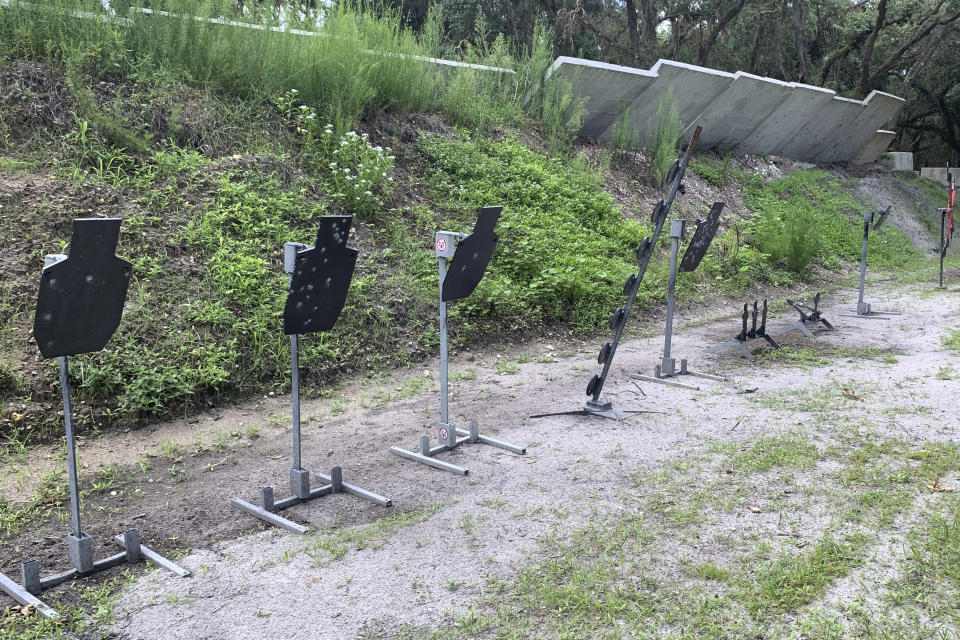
[782,95,865,161]
[546,56,657,140]
[851,130,897,165]
[919,167,950,183]
[603,59,734,144]
[816,90,905,162]
[881,152,914,171]
[550,55,905,163]
[738,82,836,156]
[689,72,793,152]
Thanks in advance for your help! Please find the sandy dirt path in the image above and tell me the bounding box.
[97,276,959,640]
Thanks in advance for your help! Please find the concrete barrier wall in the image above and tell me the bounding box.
[545,57,656,139]
[881,152,914,172]
[920,167,950,183]
[548,56,905,164]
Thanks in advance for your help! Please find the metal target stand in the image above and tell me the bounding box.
[0,237,189,621]
[531,127,705,420]
[633,206,726,390]
[842,207,901,320]
[233,239,391,535]
[939,164,955,289]
[391,210,526,476]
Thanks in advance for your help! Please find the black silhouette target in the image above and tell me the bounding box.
[679,201,725,273]
[284,216,357,335]
[441,206,502,302]
[34,218,132,359]
[873,205,892,231]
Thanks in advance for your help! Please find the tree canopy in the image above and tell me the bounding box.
[356,0,960,165]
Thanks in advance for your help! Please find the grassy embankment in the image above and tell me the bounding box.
[0,1,940,444]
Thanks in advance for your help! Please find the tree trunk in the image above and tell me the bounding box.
[625,0,641,62]
[792,0,808,82]
[856,0,888,98]
[698,0,747,65]
[639,0,658,42]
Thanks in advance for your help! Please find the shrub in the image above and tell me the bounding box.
[646,87,683,186]
[749,196,821,274]
[277,90,395,218]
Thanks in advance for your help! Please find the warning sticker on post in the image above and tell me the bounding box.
[438,426,449,442]
[435,232,456,258]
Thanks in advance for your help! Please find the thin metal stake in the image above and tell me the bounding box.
[662,223,681,361]
[941,208,947,289]
[60,356,81,540]
[438,256,449,428]
[290,333,301,471]
[858,211,871,309]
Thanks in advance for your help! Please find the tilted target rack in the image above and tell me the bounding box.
[390,207,526,476]
[531,126,703,420]
[233,218,391,535]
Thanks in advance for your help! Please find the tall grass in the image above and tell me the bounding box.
[646,87,683,186]
[0,1,443,131]
[0,0,561,135]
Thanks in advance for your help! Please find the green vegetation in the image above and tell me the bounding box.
[730,434,819,471]
[271,503,444,568]
[743,534,870,614]
[746,170,923,276]
[690,155,734,188]
[646,87,683,186]
[942,327,960,352]
[0,0,556,136]
[0,573,131,640]
[417,134,648,331]
[390,430,960,640]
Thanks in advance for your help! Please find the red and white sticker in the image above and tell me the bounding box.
[438,427,449,441]
[435,237,447,253]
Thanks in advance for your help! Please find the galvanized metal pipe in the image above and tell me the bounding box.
[858,211,871,306]
[60,357,81,539]
[290,333,301,470]
[663,226,681,360]
[438,257,449,426]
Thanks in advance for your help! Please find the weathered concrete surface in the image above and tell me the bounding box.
[738,83,836,156]
[920,167,950,183]
[554,55,904,163]
[816,91,905,162]
[690,72,792,152]
[783,96,865,161]
[851,131,897,165]
[607,60,734,144]
[546,57,657,139]
[881,152,914,171]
